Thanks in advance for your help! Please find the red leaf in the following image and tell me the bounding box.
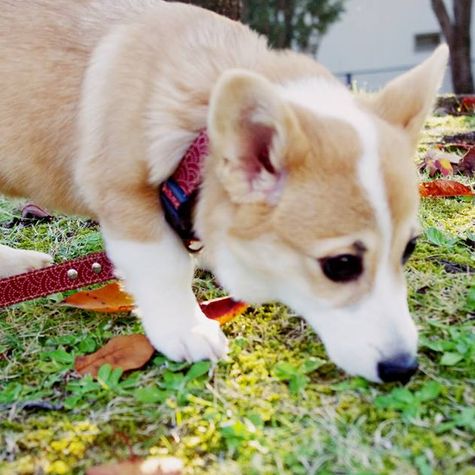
[461,96,475,112]
[419,180,474,197]
[199,296,248,324]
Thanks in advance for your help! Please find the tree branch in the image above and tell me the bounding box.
[174,0,242,20]
[431,0,453,44]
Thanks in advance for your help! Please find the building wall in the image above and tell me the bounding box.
[317,0,475,92]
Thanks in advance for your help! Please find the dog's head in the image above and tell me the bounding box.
[199,45,448,383]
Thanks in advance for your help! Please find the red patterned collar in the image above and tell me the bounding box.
[159,130,208,250]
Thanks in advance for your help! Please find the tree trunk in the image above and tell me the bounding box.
[283,0,295,49]
[431,0,474,94]
[177,0,242,20]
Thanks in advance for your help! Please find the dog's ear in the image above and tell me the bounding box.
[367,44,449,144]
[208,69,299,205]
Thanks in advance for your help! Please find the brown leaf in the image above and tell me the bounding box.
[72,295,247,376]
[87,457,183,475]
[62,282,134,313]
[419,180,474,197]
[75,334,154,377]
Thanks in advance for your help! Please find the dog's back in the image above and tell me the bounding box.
[0,0,329,215]
[0,0,138,212]
[0,1,195,212]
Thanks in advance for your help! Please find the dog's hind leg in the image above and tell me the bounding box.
[0,244,52,279]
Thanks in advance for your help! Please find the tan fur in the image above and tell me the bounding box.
[0,0,151,215]
[201,86,379,304]
[1,1,334,237]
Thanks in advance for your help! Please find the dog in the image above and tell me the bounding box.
[0,0,448,383]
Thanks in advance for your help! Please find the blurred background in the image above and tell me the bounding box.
[183,0,474,94]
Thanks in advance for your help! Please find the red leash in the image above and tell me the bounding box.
[0,252,115,307]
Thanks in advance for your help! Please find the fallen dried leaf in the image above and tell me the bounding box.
[461,96,475,113]
[68,285,247,377]
[435,95,475,116]
[438,260,474,274]
[419,180,474,197]
[199,296,249,324]
[3,203,53,228]
[455,147,475,176]
[416,285,430,295]
[73,296,247,376]
[62,282,134,313]
[62,283,248,322]
[75,334,154,377]
[442,130,475,145]
[421,148,459,176]
[87,457,183,475]
[17,400,64,412]
[21,203,52,220]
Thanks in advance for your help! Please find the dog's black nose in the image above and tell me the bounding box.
[377,354,418,384]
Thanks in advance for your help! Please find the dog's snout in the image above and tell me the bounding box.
[377,354,418,384]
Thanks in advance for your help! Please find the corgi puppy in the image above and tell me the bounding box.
[0,0,448,382]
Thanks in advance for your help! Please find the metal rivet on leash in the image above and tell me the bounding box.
[91,262,102,274]
[67,269,78,280]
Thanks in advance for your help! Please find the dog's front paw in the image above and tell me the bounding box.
[147,318,228,363]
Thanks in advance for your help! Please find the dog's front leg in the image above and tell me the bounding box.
[103,226,228,362]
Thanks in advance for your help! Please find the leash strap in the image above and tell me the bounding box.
[0,252,115,308]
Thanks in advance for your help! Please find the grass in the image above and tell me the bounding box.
[0,113,474,475]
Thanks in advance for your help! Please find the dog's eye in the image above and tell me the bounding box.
[320,254,363,282]
[402,237,418,264]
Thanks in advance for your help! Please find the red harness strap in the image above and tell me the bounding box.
[0,252,114,307]
[159,130,207,245]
